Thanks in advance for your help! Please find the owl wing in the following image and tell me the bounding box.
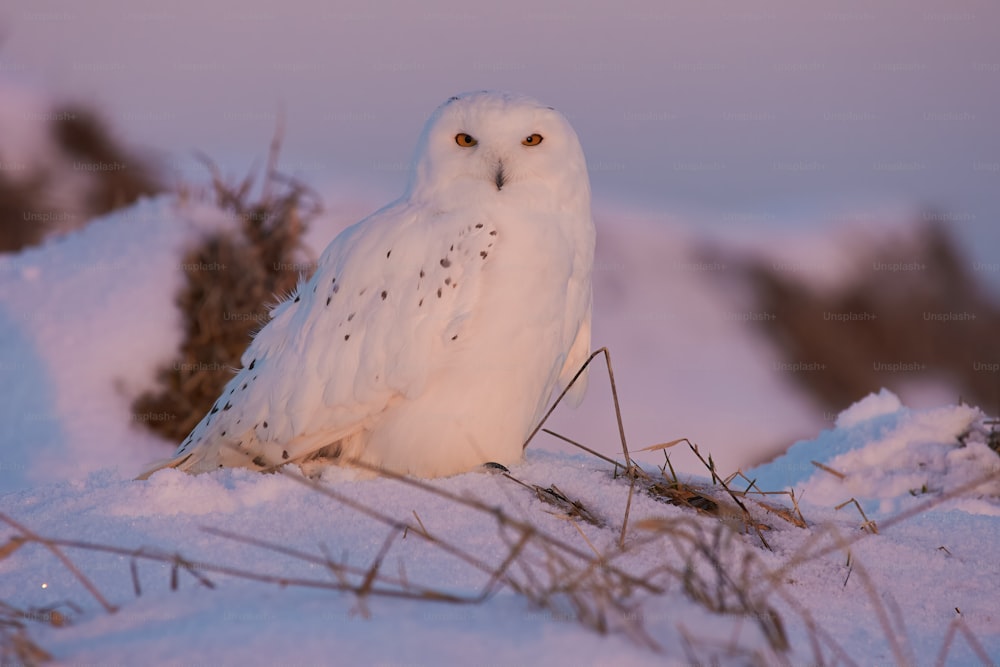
[137,200,498,478]
[556,292,592,408]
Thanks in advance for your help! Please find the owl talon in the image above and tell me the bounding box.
[482,462,509,473]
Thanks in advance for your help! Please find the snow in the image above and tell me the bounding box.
[2,72,999,665]
[750,390,1000,518]
[2,198,999,665]
[835,387,904,429]
[0,196,235,490]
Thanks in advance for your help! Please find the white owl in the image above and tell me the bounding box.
[139,91,595,479]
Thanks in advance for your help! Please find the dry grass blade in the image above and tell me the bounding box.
[359,528,398,598]
[274,469,513,591]
[1,627,52,667]
[636,438,688,452]
[644,475,720,515]
[768,467,1000,584]
[129,558,141,598]
[834,498,878,534]
[275,461,682,648]
[12,528,476,605]
[503,473,602,526]
[535,484,602,526]
[812,460,847,479]
[826,525,912,665]
[0,600,73,667]
[540,429,623,471]
[935,616,998,667]
[0,536,26,561]
[201,525,459,601]
[619,475,636,549]
[315,461,661,594]
[0,512,117,614]
[408,511,430,539]
[523,348,631,468]
[677,440,775,549]
[636,518,791,656]
[750,499,808,529]
[727,471,809,529]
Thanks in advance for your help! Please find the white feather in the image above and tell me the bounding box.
[138,91,595,479]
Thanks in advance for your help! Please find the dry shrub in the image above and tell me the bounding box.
[711,218,1000,414]
[0,104,162,252]
[131,133,320,442]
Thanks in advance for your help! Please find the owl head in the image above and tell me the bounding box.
[406,91,590,212]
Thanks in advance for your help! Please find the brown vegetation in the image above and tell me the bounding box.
[714,219,1000,415]
[0,105,161,252]
[131,135,320,442]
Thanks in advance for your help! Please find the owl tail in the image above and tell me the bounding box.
[134,453,194,480]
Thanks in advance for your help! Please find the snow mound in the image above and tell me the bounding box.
[2,195,999,664]
[0,196,235,491]
[835,387,904,429]
[750,389,999,517]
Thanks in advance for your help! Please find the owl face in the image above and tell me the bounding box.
[407,91,590,211]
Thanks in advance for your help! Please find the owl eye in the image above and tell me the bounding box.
[455,133,478,147]
[521,133,544,146]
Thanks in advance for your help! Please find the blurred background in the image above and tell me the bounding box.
[1,0,998,479]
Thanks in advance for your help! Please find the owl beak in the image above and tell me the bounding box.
[494,160,506,191]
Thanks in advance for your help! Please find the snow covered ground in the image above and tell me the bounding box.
[2,194,999,665]
[2,1,1000,659]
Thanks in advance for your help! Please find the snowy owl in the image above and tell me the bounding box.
[139,91,594,480]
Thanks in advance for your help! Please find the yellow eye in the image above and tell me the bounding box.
[455,133,477,147]
[522,133,543,146]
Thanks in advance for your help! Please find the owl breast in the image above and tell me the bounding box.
[351,198,592,477]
